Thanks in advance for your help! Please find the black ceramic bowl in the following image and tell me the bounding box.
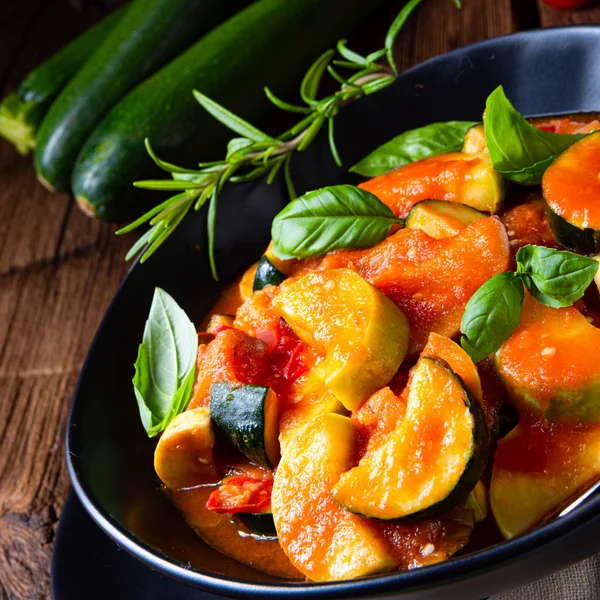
[67,26,600,600]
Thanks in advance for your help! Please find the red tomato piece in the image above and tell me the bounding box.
[206,476,273,515]
[267,319,308,383]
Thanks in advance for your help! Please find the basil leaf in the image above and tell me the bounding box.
[516,245,599,308]
[350,121,477,177]
[460,272,524,364]
[271,184,402,259]
[133,288,197,437]
[484,86,583,185]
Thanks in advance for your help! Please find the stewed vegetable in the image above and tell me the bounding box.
[131,85,600,581]
[331,357,488,520]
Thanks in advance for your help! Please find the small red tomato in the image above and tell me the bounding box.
[206,476,273,514]
[541,0,590,8]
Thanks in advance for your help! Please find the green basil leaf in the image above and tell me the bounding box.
[516,245,599,308]
[271,184,403,259]
[133,288,197,437]
[460,272,524,363]
[484,86,583,185]
[350,121,477,177]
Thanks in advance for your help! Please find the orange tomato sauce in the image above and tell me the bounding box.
[359,153,478,218]
[165,113,600,581]
[169,486,302,580]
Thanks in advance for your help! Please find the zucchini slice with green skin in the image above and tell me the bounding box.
[543,131,600,253]
[237,513,277,539]
[491,418,600,538]
[359,152,505,218]
[35,0,249,193]
[331,357,489,521]
[0,5,126,155]
[210,383,279,469]
[405,200,484,239]
[495,294,600,424]
[253,256,287,292]
[71,0,388,220]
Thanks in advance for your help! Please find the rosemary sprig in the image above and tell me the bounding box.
[117,0,462,280]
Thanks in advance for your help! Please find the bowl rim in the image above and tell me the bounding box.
[66,23,600,598]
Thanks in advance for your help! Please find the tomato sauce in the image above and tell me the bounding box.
[164,113,600,582]
[500,192,558,254]
[170,486,302,580]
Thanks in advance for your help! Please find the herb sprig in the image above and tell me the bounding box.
[117,0,462,280]
[460,246,599,363]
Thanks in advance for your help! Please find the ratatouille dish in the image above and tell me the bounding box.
[132,86,600,581]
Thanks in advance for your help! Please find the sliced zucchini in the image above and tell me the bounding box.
[543,131,600,253]
[462,124,487,154]
[264,241,292,273]
[461,154,505,214]
[272,413,396,581]
[210,383,279,469]
[272,268,409,410]
[331,357,489,521]
[278,378,345,450]
[253,256,287,292]
[239,262,258,302]
[495,294,600,423]
[238,513,277,539]
[206,314,235,334]
[421,332,483,403]
[154,407,217,490]
[465,480,488,522]
[323,216,509,354]
[405,200,484,239]
[359,152,505,217]
[491,420,600,538]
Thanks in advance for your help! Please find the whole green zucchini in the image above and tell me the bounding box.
[72,0,387,221]
[35,0,249,192]
[0,5,126,155]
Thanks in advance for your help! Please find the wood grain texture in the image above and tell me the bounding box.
[538,0,600,25]
[0,2,130,599]
[2,0,597,598]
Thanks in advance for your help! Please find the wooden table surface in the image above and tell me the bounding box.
[0,0,599,597]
